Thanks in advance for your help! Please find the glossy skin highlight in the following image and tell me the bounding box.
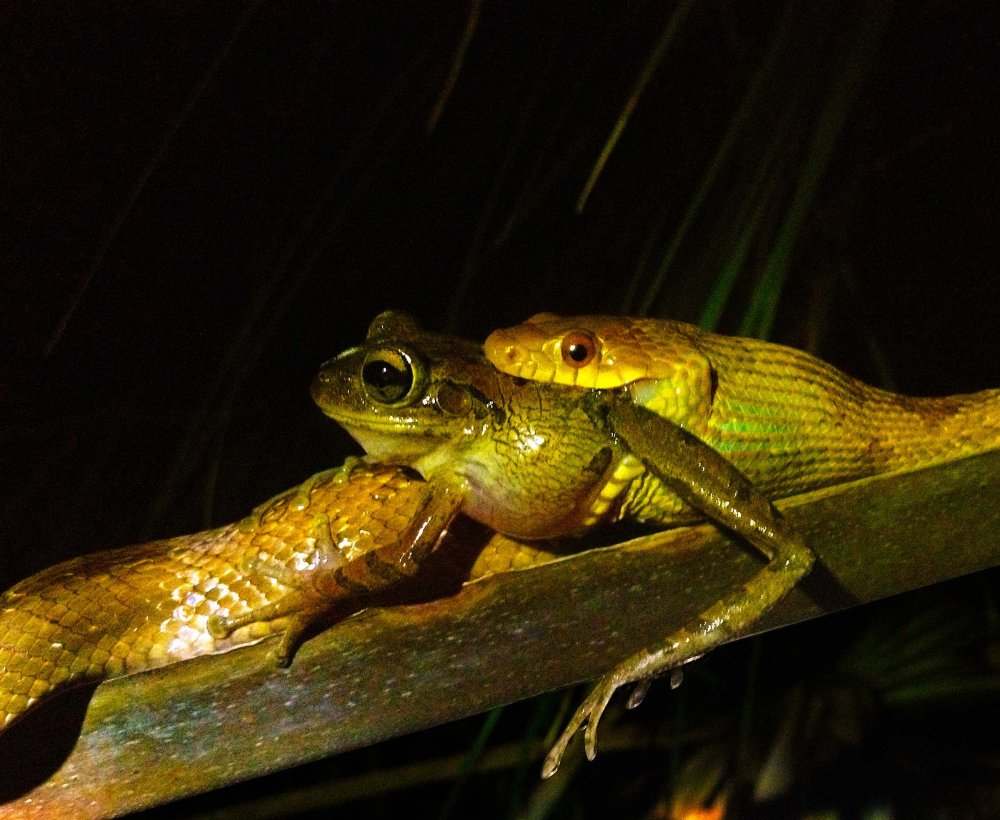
[0,460,464,730]
[314,312,843,776]
[311,312,630,540]
[486,313,1000,496]
[484,312,1000,773]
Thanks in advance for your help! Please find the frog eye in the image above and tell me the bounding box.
[560,331,597,368]
[361,348,419,405]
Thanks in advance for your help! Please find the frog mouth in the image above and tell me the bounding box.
[321,408,421,431]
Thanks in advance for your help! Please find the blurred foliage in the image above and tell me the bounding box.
[2,0,999,817]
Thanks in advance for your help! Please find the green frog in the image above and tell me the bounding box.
[312,311,815,776]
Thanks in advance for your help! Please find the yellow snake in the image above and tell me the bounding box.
[0,460,551,731]
[485,312,1000,499]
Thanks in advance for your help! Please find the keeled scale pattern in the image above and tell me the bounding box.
[485,314,1000,520]
[0,462,437,729]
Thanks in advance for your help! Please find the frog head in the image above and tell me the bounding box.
[311,311,624,539]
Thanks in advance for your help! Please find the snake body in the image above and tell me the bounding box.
[0,461,464,729]
[485,313,1000,500]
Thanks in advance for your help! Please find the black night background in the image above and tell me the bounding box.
[2,2,999,817]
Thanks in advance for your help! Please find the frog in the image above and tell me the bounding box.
[311,311,814,776]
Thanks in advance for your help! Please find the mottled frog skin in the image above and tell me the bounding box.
[313,312,836,776]
[311,312,725,537]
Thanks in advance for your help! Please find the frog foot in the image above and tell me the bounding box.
[541,651,703,778]
[541,673,621,778]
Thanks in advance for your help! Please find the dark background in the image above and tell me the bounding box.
[2,2,999,817]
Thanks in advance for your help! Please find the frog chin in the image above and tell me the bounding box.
[407,450,521,534]
[412,449,584,541]
[345,426,448,463]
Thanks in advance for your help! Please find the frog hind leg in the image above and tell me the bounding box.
[542,400,815,777]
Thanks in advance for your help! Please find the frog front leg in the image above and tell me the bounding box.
[209,480,462,668]
[543,399,814,777]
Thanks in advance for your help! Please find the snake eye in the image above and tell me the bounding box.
[361,348,419,405]
[560,331,596,368]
